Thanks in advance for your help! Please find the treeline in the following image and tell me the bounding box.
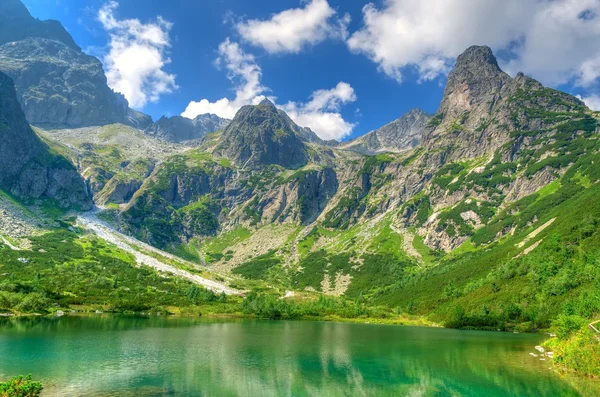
[241,293,389,320]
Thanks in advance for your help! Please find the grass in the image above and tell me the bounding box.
[545,324,600,378]
[412,234,440,265]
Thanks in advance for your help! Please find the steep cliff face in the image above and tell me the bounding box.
[214,99,310,169]
[0,0,80,50]
[144,114,230,143]
[0,0,147,128]
[0,38,129,127]
[0,72,92,209]
[342,108,431,154]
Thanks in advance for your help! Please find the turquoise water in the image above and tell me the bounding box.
[0,316,597,396]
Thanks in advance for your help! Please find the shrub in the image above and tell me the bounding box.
[15,293,51,314]
[554,314,587,339]
[0,374,43,397]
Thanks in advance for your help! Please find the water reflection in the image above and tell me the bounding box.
[1,316,597,396]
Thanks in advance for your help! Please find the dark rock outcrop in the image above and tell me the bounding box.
[296,168,339,224]
[0,71,92,209]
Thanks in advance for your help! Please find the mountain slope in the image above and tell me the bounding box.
[0,71,92,209]
[342,108,431,154]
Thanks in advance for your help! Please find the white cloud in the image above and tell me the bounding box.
[181,39,267,119]
[182,40,356,140]
[577,94,600,111]
[347,0,600,88]
[236,0,350,54]
[98,1,177,108]
[281,82,357,140]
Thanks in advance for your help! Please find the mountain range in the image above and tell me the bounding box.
[1,0,600,360]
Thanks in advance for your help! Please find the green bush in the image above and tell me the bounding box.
[15,293,50,314]
[554,314,587,339]
[0,374,42,397]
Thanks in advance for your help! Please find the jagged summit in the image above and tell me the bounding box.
[144,113,230,143]
[342,108,431,155]
[214,101,309,169]
[0,0,81,50]
[439,45,511,116]
[455,45,501,70]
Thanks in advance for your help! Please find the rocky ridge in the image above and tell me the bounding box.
[342,108,431,154]
[144,113,230,143]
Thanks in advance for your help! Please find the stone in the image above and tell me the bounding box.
[342,108,431,154]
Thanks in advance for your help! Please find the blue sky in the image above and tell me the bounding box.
[21,0,600,141]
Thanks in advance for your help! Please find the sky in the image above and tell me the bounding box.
[21,0,600,141]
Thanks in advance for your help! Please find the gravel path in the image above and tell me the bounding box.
[77,212,241,295]
[0,235,18,250]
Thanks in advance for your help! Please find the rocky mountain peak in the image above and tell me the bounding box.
[258,98,277,110]
[439,45,511,117]
[342,108,431,155]
[214,101,309,169]
[455,45,500,70]
[0,0,81,51]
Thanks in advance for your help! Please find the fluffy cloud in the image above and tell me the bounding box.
[181,39,268,119]
[281,82,357,140]
[98,1,177,108]
[347,0,600,89]
[182,40,356,140]
[236,0,350,54]
[578,94,600,111]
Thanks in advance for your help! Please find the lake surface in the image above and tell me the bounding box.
[0,316,597,396]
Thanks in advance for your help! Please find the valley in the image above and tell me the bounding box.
[0,0,599,391]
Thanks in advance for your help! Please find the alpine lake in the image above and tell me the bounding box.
[1,315,598,396]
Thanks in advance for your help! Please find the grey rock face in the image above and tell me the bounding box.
[214,99,309,169]
[296,168,339,224]
[106,180,143,204]
[144,113,229,143]
[0,0,80,50]
[127,109,153,130]
[342,108,431,154]
[192,114,230,135]
[438,45,511,117]
[0,71,92,209]
[0,38,129,127]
